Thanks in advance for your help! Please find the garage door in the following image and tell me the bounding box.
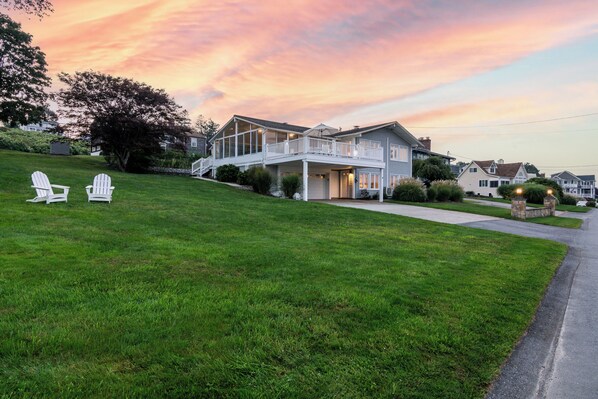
[308,174,328,200]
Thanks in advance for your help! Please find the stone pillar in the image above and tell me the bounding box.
[544,194,557,216]
[511,196,527,220]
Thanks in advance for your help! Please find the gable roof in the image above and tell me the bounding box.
[462,160,524,179]
[329,122,395,137]
[412,147,456,161]
[211,115,310,142]
[330,121,422,146]
[551,171,580,181]
[578,175,596,181]
[234,115,309,133]
[496,162,524,178]
[474,160,495,169]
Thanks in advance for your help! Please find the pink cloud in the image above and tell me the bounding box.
[13,0,598,126]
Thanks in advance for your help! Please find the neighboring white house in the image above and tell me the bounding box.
[20,120,58,133]
[457,159,529,197]
[551,171,596,199]
[192,115,423,201]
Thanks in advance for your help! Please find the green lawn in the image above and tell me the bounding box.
[467,196,593,213]
[394,201,584,229]
[0,150,567,398]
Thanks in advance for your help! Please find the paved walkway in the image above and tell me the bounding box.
[326,200,597,398]
[328,200,501,224]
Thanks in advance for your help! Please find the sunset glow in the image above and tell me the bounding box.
[10,0,598,175]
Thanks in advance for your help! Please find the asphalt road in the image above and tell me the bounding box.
[470,211,597,399]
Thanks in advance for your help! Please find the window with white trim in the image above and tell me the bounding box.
[359,173,369,189]
[470,167,478,173]
[398,145,409,162]
[390,144,399,161]
[359,172,380,189]
[190,137,198,148]
[370,174,379,189]
[479,180,488,187]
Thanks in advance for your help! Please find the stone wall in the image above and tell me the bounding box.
[147,166,191,175]
[511,195,557,220]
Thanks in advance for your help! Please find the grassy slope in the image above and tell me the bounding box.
[468,196,592,213]
[0,150,567,398]
[395,201,583,229]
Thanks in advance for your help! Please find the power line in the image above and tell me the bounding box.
[406,111,598,129]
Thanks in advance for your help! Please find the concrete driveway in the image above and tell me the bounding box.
[327,200,501,224]
[326,200,597,398]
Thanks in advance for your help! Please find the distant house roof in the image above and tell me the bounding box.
[234,115,309,133]
[496,162,524,178]
[578,175,596,182]
[330,121,422,147]
[474,160,495,169]
[551,171,580,181]
[467,160,524,179]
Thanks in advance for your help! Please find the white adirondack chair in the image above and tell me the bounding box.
[27,171,70,204]
[86,174,114,202]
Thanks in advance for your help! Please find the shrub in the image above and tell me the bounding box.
[0,128,90,155]
[360,189,370,199]
[237,170,251,186]
[216,164,240,183]
[465,191,475,197]
[151,150,203,169]
[587,200,596,208]
[560,195,577,206]
[427,185,438,202]
[435,184,451,202]
[429,180,464,202]
[392,178,426,202]
[281,174,301,198]
[449,185,464,202]
[526,177,563,199]
[522,183,549,204]
[497,184,516,199]
[247,166,272,195]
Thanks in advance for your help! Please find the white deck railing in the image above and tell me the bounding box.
[265,137,383,161]
[191,156,213,176]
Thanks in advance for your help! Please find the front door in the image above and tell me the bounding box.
[339,170,354,199]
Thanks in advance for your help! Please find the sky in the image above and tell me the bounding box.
[9,0,598,177]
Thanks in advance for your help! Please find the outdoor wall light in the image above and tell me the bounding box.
[516,188,523,196]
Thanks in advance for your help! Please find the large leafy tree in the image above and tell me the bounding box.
[0,13,50,126]
[413,156,454,183]
[54,71,191,172]
[0,0,53,18]
[194,114,219,151]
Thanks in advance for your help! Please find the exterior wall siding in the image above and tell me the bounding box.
[350,127,413,197]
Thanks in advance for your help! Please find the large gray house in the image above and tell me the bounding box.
[551,171,596,199]
[193,115,424,201]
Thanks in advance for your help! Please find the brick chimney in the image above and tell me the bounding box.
[419,137,431,150]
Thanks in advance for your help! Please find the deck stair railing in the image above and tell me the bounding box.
[191,156,213,176]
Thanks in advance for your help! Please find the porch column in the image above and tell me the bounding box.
[303,160,308,201]
[262,129,267,164]
[234,121,238,157]
[303,135,309,154]
[379,168,384,203]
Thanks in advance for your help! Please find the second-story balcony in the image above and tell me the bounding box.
[264,137,384,166]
